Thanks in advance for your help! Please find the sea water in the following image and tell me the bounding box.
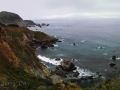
[29,18,120,87]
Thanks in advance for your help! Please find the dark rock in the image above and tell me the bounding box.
[36,24,41,28]
[96,72,99,75]
[51,38,59,43]
[73,43,76,46]
[73,71,79,77]
[46,24,50,26]
[47,43,54,47]
[109,62,116,67]
[99,74,102,77]
[55,58,61,61]
[69,79,78,83]
[29,40,42,49]
[56,65,62,70]
[41,44,48,49]
[112,55,116,60]
[61,59,77,71]
[87,76,93,80]
[57,40,62,42]
[42,23,46,26]
[55,68,67,77]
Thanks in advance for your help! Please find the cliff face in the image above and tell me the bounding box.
[17,20,36,27]
[0,25,52,77]
[0,11,35,27]
[0,25,52,89]
[0,11,22,24]
[0,11,82,90]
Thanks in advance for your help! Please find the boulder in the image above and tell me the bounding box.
[61,59,77,71]
[47,43,54,47]
[73,71,79,77]
[109,62,116,67]
[41,44,48,49]
[42,23,46,26]
[112,55,116,60]
[56,65,62,70]
[55,58,61,61]
[57,40,62,42]
[46,24,50,26]
[55,68,67,77]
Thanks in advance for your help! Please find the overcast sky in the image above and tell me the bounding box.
[0,0,120,19]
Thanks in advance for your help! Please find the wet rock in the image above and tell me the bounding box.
[109,62,116,67]
[98,74,102,77]
[73,43,76,46]
[55,58,61,61]
[47,43,54,47]
[55,68,67,77]
[96,72,99,75]
[42,23,46,26]
[87,76,93,80]
[69,79,78,83]
[112,55,116,60]
[61,59,77,71]
[56,65,62,70]
[41,44,48,49]
[57,40,62,42]
[73,71,79,77]
[46,24,50,26]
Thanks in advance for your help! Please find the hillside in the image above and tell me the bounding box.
[0,11,35,27]
[0,11,22,24]
[0,24,83,90]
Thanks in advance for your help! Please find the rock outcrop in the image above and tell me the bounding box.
[60,59,77,71]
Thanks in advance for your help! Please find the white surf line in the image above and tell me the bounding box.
[38,55,97,77]
[38,55,63,65]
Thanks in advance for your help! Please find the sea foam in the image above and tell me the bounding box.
[38,55,96,77]
[38,55,62,65]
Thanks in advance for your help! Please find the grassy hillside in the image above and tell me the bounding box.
[0,25,83,90]
[83,74,120,90]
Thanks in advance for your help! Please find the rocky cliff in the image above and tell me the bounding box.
[0,11,83,90]
[0,11,22,24]
[0,11,35,27]
[0,24,82,90]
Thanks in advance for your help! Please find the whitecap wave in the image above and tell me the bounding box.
[103,53,107,55]
[74,67,95,77]
[81,40,86,42]
[38,55,98,77]
[54,44,59,47]
[38,55,63,65]
[96,47,105,49]
[117,57,120,60]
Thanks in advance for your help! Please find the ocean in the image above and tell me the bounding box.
[29,18,120,87]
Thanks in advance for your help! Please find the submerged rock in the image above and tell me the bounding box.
[109,62,116,67]
[73,71,80,77]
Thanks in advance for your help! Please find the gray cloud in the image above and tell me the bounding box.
[0,0,120,19]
